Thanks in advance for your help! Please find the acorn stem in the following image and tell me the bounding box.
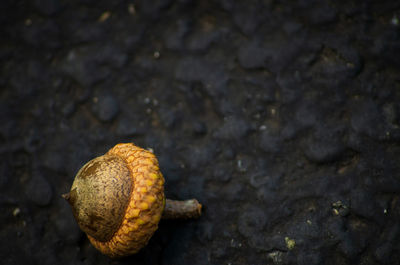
[162,199,202,219]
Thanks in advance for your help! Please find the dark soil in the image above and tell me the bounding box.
[1,0,400,264]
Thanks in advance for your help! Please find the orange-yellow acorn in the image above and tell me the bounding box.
[63,143,202,258]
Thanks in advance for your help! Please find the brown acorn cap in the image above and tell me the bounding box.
[64,143,165,258]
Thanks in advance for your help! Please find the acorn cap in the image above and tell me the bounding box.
[64,143,165,258]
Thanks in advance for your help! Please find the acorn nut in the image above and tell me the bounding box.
[63,143,202,258]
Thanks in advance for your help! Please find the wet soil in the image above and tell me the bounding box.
[1,0,400,264]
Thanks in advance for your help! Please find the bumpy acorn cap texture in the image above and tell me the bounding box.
[65,143,165,258]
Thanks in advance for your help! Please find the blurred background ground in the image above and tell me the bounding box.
[1,0,400,264]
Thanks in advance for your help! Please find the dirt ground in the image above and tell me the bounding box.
[1,0,400,264]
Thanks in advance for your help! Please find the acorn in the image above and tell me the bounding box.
[62,143,202,258]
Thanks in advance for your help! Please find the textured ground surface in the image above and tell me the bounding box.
[1,0,400,264]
